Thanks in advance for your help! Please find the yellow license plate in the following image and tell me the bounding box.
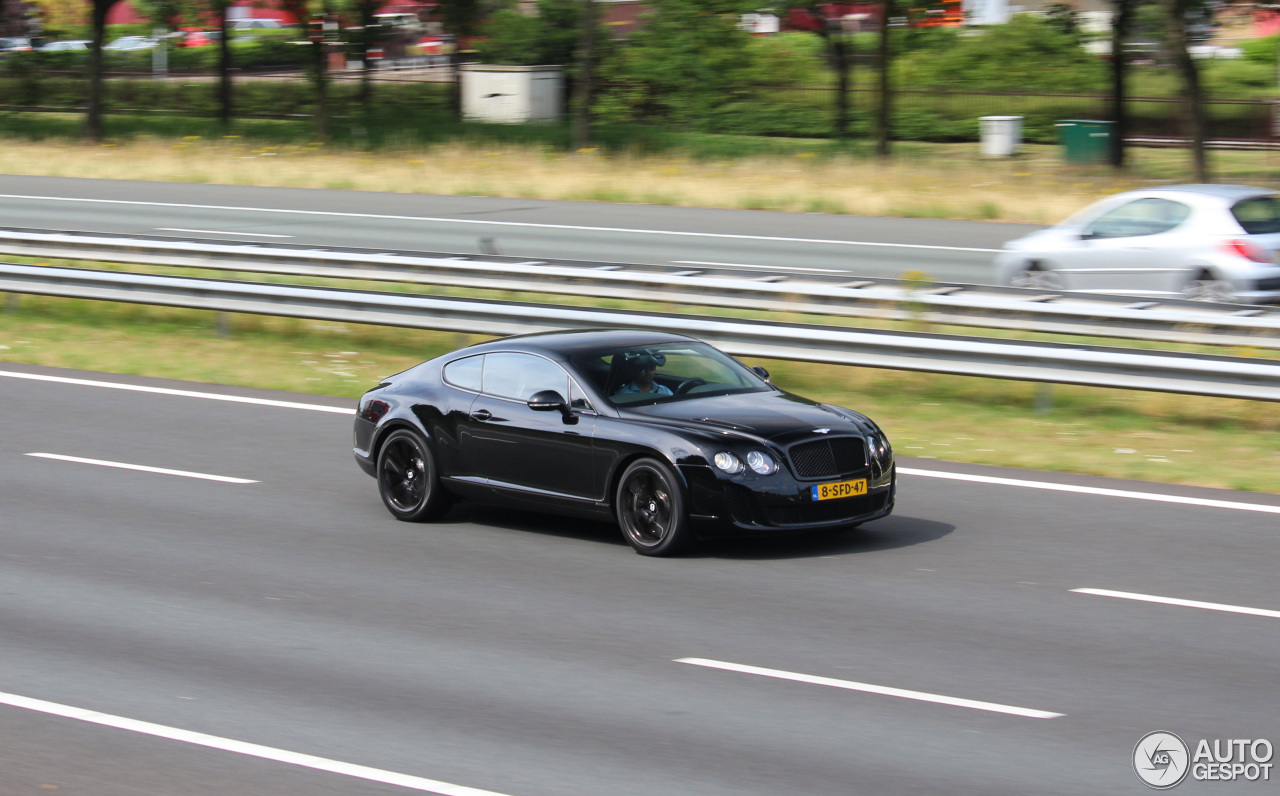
[810,478,867,501]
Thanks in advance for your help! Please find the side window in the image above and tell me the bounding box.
[442,355,483,392]
[570,380,594,412]
[482,353,570,402]
[1087,198,1191,239]
[1231,197,1280,234]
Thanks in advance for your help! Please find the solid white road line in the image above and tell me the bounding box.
[0,690,511,796]
[898,467,1280,515]
[26,453,258,484]
[0,370,353,414]
[0,193,1001,253]
[158,227,295,238]
[674,658,1063,719]
[1073,588,1280,620]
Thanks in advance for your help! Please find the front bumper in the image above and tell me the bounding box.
[684,463,896,537]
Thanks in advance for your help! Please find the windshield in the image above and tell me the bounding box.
[571,342,770,406]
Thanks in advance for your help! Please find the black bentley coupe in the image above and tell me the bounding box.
[353,330,895,555]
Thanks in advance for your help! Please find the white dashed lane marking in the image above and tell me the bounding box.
[675,658,1063,719]
[1073,588,1280,620]
[26,453,258,484]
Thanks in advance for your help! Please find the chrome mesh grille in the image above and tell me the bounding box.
[787,437,867,479]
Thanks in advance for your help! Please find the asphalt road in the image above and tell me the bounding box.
[2,362,1278,795]
[0,175,1039,284]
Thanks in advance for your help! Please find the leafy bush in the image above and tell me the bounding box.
[595,0,758,128]
[738,32,825,86]
[897,16,1106,92]
[1201,58,1275,96]
[1240,33,1279,66]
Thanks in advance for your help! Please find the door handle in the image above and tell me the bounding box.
[469,409,492,421]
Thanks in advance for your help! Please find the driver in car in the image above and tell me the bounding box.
[614,352,673,396]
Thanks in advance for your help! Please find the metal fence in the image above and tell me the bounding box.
[4,65,1277,145]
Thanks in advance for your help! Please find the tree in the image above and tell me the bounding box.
[32,0,85,39]
[875,0,895,157]
[594,0,756,129]
[1043,1,1082,41]
[1164,0,1208,181]
[792,2,864,140]
[1109,0,1136,168]
[571,0,596,149]
[84,0,122,141]
[432,0,491,116]
[1,0,29,36]
[350,0,377,112]
[281,0,334,138]
[215,0,230,126]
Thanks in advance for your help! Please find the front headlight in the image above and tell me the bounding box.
[868,433,893,474]
[746,450,777,475]
[713,451,744,474]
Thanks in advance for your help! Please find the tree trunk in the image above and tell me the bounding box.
[571,0,597,150]
[832,36,850,140]
[84,1,109,141]
[1165,0,1207,181]
[218,4,232,127]
[875,0,893,157]
[313,39,329,140]
[1108,0,1131,168]
[359,2,375,113]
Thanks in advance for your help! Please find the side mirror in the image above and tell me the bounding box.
[527,390,577,424]
[751,365,771,382]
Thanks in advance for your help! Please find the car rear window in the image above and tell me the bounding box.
[1231,197,1280,234]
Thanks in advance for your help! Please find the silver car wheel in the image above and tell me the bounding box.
[1182,276,1236,303]
[1010,267,1064,291]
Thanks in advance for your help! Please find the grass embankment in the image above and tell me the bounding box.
[3,296,1278,494]
[5,130,1280,223]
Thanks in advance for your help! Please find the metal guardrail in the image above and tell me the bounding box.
[1,228,1279,349]
[3,263,1280,402]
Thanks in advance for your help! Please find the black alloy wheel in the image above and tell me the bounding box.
[616,458,692,556]
[376,429,451,522]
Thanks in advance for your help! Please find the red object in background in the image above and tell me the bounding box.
[177,28,218,47]
[785,3,884,31]
[913,0,963,27]
[107,0,302,26]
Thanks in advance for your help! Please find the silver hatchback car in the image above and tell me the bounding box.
[995,185,1280,303]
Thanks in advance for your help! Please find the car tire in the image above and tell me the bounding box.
[1182,269,1236,303]
[376,428,451,522]
[616,458,693,556]
[1009,263,1064,291]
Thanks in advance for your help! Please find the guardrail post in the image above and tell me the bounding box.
[4,292,17,312]
[1035,382,1054,414]
[216,312,231,338]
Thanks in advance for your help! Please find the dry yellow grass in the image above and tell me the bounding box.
[0,137,1178,224]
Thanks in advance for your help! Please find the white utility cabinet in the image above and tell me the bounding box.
[460,64,564,124]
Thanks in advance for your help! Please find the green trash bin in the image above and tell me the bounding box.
[1057,119,1114,164]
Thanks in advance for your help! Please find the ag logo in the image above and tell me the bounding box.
[1135,731,1190,789]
